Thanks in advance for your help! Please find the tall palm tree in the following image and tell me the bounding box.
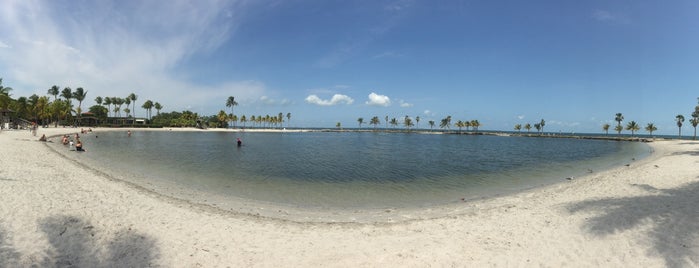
[428,120,435,131]
[124,97,131,117]
[226,96,238,115]
[676,114,685,138]
[103,97,112,117]
[72,87,87,125]
[534,123,541,133]
[61,87,73,107]
[539,119,545,134]
[524,123,532,133]
[602,123,610,136]
[47,85,60,101]
[357,117,364,129]
[286,112,291,128]
[389,118,398,129]
[415,116,420,130]
[615,113,624,127]
[128,93,137,120]
[385,116,389,129]
[626,121,640,137]
[240,115,247,128]
[154,102,162,117]
[645,123,657,137]
[514,124,522,133]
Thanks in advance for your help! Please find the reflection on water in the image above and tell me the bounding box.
[53,131,649,209]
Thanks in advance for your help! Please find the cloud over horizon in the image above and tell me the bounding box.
[305,94,354,106]
[366,92,391,106]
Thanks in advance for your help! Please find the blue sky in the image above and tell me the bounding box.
[1,0,698,134]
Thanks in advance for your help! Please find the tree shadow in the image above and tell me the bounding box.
[0,227,21,267]
[39,215,159,267]
[568,182,699,267]
[0,215,159,267]
[672,150,699,156]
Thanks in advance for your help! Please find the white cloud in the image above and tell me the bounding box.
[399,100,413,107]
[517,115,525,120]
[366,92,391,106]
[0,1,265,113]
[423,110,434,116]
[305,94,354,106]
[592,10,630,24]
[259,96,292,106]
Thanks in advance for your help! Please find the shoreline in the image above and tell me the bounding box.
[40,127,650,224]
[1,127,698,266]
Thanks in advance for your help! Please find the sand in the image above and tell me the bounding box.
[1,127,698,267]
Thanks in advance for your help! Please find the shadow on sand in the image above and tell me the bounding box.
[0,215,158,267]
[568,181,699,267]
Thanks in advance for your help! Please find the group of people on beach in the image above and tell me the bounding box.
[61,133,85,152]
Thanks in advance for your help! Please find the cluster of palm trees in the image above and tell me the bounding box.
[676,99,699,140]
[600,113,654,137]
[514,119,547,134]
[214,96,291,129]
[0,78,164,127]
[352,115,481,133]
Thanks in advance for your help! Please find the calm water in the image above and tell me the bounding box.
[54,131,649,210]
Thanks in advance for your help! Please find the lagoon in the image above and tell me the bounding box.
[50,130,650,215]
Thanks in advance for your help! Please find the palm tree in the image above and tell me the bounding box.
[403,116,413,132]
[336,122,342,129]
[124,97,131,117]
[153,102,162,117]
[226,96,238,115]
[103,97,112,117]
[415,116,421,130]
[645,123,657,138]
[72,87,87,125]
[140,100,151,120]
[676,114,685,138]
[128,93,137,119]
[240,115,247,128]
[0,78,13,96]
[534,123,541,133]
[690,117,699,140]
[61,87,73,108]
[370,116,380,130]
[428,120,435,131]
[455,120,464,133]
[217,110,228,128]
[47,85,60,101]
[440,116,452,130]
[514,124,522,133]
[539,119,545,134]
[602,123,610,136]
[389,118,398,129]
[615,113,624,127]
[357,117,364,129]
[614,125,623,136]
[524,123,532,133]
[286,112,291,128]
[626,121,640,137]
[385,116,389,129]
[471,120,481,132]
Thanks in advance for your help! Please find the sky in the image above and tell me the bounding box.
[1,0,698,134]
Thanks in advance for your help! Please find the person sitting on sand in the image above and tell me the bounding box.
[39,134,47,142]
[76,140,85,152]
[128,130,132,137]
[62,135,69,145]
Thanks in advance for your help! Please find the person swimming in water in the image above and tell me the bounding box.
[236,138,242,147]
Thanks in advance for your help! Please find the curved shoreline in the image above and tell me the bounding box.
[41,127,651,224]
[2,127,699,266]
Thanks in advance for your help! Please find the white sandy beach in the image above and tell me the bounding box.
[1,127,699,267]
